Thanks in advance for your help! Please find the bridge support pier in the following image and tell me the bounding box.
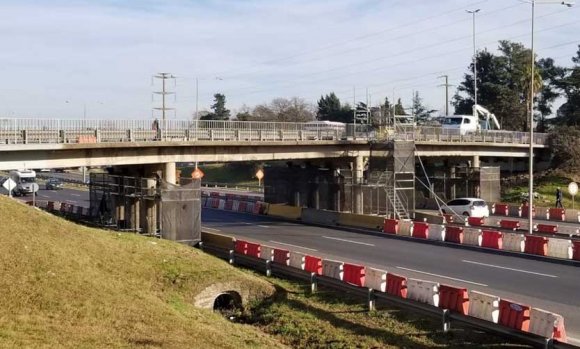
[353,156,364,214]
[472,155,480,168]
[164,162,177,185]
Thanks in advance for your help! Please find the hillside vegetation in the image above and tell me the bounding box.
[0,196,285,348]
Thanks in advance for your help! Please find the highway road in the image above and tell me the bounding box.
[202,208,580,344]
[8,187,580,343]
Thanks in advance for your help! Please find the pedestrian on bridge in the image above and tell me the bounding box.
[556,187,563,208]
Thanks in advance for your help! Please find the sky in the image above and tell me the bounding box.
[0,0,578,120]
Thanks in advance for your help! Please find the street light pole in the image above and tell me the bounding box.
[527,0,574,234]
[467,9,480,110]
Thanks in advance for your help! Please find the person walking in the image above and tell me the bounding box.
[555,187,563,208]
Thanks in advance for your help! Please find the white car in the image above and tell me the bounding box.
[442,198,489,217]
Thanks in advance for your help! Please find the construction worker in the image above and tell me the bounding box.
[556,187,563,208]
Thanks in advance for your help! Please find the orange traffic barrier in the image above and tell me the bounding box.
[386,273,407,298]
[343,263,365,287]
[499,299,530,332]
[438,285,469,315]
[445,226,464,244]
[442,214,454,224]
[482,230,503,249]
[246,242,261,258]
[549,208,565,221]
[304,255,323,275]
[77,135,97,143]
[573,241,580,261]
[412,222,429,239]
[521,205,535,218]
[234,240,248,254]
[273,248,289,265]
[524,235,548,256]
[495,203,509,216]
[536,224,558,234]
[500,220,520,230]
[467,217,484,226]
[383,219,399,234]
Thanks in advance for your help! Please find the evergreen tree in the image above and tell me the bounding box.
[201,93,230,120]
[411,91,435,123]
[556,45,580,126]
[394,98,406,115]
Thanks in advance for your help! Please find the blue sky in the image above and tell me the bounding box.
[0,0,578,119]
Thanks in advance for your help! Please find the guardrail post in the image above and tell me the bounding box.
[265,260,271,277]
[22,130,28,144]
[235,130,240,141]
[59,130,66,143]
[299,130,304,141]
[368,289,376,311]
[185,129,190,141]
[278,130,284,141]
[210,130,215,141]
[442,309,451,332]
[128,129,134,142]
[310,272,317,293]
[95,129,101,143]
[228,250,234,265]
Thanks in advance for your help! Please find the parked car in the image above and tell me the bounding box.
[442,198,489,217]
[46,178,63,190]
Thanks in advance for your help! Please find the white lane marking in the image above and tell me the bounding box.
[462,260,558,278]
[258,225,270,228]
[202,227,221,232]
[71,194,81,197]
[269,240,317,252]
[322,236,375,247]
[396,266,488,287]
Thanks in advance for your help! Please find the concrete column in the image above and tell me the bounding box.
[472,155,480,168]
[353,156,364,214]
[164,162,177,185]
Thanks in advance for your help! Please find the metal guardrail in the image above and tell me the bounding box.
[0,118,547,146]
[200,241,574,349]
[201,182,264,194]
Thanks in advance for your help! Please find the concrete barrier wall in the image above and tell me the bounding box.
[407,278,439,306]
[427,224,445,241]
[301,208,340,226]
[559,225,580,236]
[565,209,580,223]
[469,290,500,323]
[289,252,306,270]
[260,245,275,261]
[322,259,344,280]
[337,213,384,231]
[503,233,525,253]
[547,238,573,259]
[201,231,234,250]
[267,204,302,220]
[414,212,444,224]
[529,308,567,341]
[398,220,413,237]
[365,267,387,292]
[463,228,482,246]
[536,207,550,220]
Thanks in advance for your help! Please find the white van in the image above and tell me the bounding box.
[441,115,478,135]
[8,169,38,196]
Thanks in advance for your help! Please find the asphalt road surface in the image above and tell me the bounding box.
[8,187,580,343]
[202,208,580,344]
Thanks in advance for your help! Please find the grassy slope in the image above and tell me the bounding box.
[0,196,285,349]
[242,277,528,349]
[502,174,578,208]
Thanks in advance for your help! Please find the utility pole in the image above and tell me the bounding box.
[153,73,176,122]
[195,78,199,120]
[467,9,480,109]
[438,75,453,116]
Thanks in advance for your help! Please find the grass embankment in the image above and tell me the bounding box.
[242,277,526,349]
[502,174,578,208]
[0,196,283,348]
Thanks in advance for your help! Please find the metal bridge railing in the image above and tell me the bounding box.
[0,118,548,146]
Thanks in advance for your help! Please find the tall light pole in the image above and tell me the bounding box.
[526,0,574,235]
[466,9,480,110]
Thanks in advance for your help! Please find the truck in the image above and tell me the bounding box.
[8,169,38,196]
[441,104,501,135]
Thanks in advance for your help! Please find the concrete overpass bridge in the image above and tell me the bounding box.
[0,118,547,181]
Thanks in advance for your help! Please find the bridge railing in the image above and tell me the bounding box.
[0,118,547,146]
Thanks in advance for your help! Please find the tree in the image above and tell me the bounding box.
[317,92,354,123]
[270,97,315,122]
[537,58,566,131]
[411,91,435,124]
[549,125,580,171]
[452,41,553,131]
[235,105,253,121]
[201,93,230,120]
[556,45,580,126]
[394,98,406,115]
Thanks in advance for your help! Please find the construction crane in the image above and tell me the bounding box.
[473,104,501,130]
